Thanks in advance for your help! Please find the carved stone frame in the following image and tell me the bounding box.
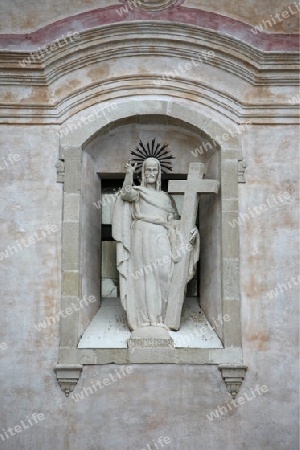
[54,97,247,397]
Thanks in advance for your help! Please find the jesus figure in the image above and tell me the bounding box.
[112,157,199,332]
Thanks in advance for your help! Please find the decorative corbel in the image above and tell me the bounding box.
[55,159,65,183]
[218,364,248,398]
[238,159,247,183]
[54,364,83,397]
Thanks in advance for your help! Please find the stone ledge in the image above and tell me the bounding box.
[57,347,242,365]
[77,298,223,350]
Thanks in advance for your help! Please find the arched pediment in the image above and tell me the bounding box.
[0,11,297,124]
[58,97,241,152]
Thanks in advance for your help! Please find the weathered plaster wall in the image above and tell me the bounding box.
[0,1,299,449]
[0,123,298,450]
[0,0,298,33]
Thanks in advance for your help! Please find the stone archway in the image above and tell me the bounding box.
[55,96,246,397]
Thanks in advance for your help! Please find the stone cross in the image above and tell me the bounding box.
[165,163,219,330]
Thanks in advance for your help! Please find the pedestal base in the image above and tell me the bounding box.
[128,326,174,348]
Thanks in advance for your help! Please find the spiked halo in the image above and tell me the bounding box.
[130,138,175,174]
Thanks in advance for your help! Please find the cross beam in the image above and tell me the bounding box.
[165,163,219,330]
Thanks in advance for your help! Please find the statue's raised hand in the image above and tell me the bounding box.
[124,161,137,174]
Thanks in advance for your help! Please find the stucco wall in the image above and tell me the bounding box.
[0,124,298,450]
[0,0,298,33]
[0,1,298,449]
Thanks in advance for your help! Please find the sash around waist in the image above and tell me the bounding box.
[133,214,172,230]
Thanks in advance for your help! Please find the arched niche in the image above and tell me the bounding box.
[55,97,247,398]
[82,114,221,331]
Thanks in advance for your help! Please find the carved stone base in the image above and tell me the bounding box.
[128,326,174,348]
[54,364,83,397]
[218,364,248,398]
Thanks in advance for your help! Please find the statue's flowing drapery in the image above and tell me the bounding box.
[112,186,199,330]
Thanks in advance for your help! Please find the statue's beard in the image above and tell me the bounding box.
[145,176,157,183]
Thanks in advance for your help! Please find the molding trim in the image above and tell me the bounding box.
[58,97,241,149]
[0,81,298,125]
[1,22,298,87]
[0,21,298,124]
[0,6,298,52]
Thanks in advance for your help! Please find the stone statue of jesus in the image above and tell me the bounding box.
[112,157,199,332]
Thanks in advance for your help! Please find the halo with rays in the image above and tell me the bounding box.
[130,138,175,174]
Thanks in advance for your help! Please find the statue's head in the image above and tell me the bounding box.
[141,157,161,191]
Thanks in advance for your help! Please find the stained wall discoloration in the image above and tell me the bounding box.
[0,120,298,450]
[1,0,299,34]
[0,3,298,449]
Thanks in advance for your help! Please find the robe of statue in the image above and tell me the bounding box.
[111,163,200,331]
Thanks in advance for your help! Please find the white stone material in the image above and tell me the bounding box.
[169,299,223,348]
[101,278,118,297]
[112,157,201,333]
[165,163,219,330]
[78,298,223,349]
[0,2,298,447]
[171,194,183,216]
[78,298,131,348]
